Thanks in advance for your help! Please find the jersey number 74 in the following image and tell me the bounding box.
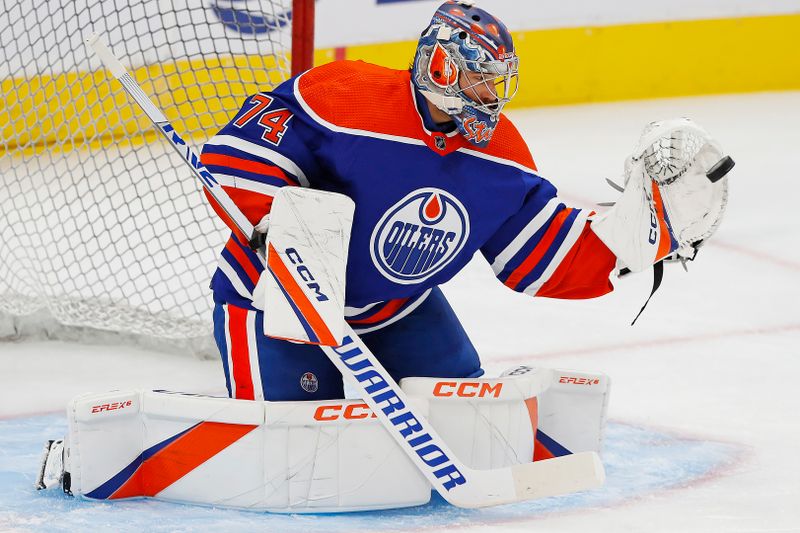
[233,94,294,147]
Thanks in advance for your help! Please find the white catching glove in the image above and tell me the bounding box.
[591,118,733,273]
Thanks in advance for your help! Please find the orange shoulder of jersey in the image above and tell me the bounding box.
[297,60,537,171]
[464,114,538,173]
[296,60,424,140]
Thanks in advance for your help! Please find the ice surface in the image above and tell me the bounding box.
[2,91,799,532]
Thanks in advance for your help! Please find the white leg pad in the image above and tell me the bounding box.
[400,366,610,469]
[66,390,430,513]
[62,368,608,513]
[523,367,610,458]
[399,368,552,469]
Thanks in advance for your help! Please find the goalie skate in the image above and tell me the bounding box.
[36,439,70,494]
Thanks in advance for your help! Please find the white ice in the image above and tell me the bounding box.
[1,91,799,532]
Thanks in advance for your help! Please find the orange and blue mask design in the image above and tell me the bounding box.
[458,108,495,147]
[412,1,518,148]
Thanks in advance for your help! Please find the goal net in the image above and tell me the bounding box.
[0,0,312,355]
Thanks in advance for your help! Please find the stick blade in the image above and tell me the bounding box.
[512,451,605,500]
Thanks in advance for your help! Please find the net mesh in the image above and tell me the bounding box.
[0,0,294,351]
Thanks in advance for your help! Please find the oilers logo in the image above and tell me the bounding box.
[300,372,319,393]
[370,188,470,284]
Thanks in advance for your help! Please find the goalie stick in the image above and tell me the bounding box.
[85,33,605,508]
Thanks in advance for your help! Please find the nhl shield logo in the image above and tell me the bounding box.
[370,188,470,284]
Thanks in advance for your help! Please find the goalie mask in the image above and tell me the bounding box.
[412,1,519,148]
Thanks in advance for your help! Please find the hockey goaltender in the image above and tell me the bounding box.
[37,0,732,513]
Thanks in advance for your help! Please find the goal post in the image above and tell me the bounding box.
[291,0,315,75]
[0,0,314,354]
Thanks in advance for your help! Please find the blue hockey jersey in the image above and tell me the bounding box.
[200,60,615,333]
